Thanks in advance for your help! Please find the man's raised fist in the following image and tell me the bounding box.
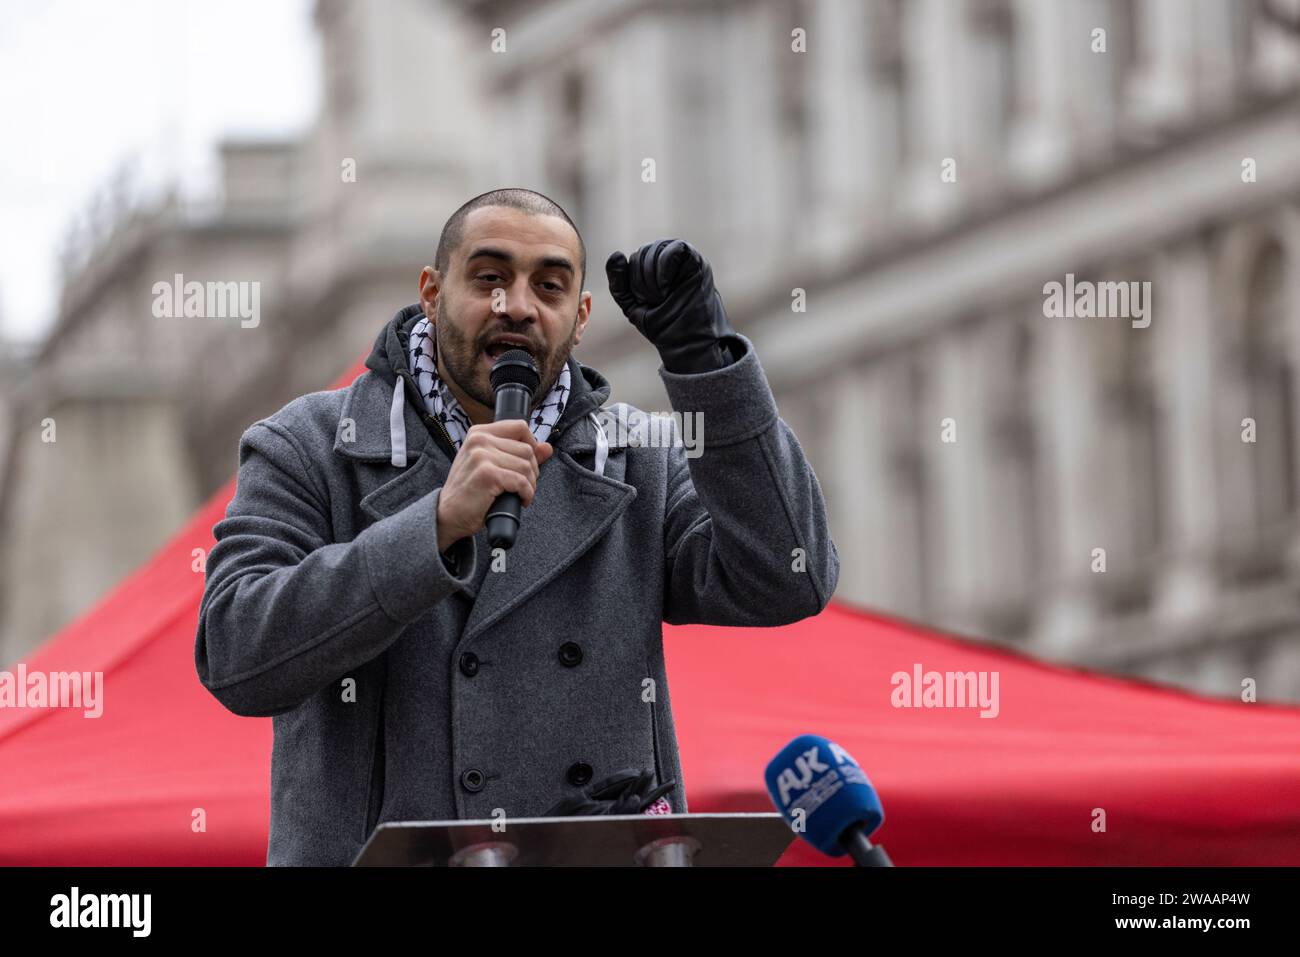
[605,239,738,374]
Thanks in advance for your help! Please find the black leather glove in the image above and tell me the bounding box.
[606,239,738,375]
[543,767,677,816]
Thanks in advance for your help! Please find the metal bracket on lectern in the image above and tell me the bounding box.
[448,840,520,867]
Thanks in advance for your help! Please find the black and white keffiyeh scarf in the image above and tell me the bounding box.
[407,315,571,451]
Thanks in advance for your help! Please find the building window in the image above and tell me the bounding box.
[1092,288,1163,613]
[1258,0,1300,78]
[868,0,910,171]
[885,355,930,618]
[1107,0,1145,110]
[777,0,813,219]
[1222,0,1260,98]
[546,68,586,227]
[968,0,1020,157]
[1217,240,1295,578]
[983,320,1039,633]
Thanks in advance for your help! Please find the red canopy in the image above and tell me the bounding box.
[3,358,1299,866]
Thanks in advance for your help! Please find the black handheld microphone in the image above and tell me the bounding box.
[485,349,540,550]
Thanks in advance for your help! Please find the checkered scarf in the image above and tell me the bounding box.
[408,315,570,449]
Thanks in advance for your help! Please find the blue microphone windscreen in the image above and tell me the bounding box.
[764,734,884,856]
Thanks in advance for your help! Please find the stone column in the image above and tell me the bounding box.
[1034,301,1101,655]
[905,0,962,225]
[804,0,873,260]
[1011,0,1071,182]
[1148,238,1220,623]
[1131,0,1195,124]
[923,330,982,634]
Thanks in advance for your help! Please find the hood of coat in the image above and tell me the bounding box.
[360,302,612,465]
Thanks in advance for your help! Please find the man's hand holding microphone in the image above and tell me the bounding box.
[435,420,553,553]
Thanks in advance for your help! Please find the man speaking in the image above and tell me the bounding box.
[194,187,840,866]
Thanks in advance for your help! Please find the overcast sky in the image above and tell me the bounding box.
[0,0,319,344]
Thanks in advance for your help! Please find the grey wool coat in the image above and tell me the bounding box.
[195,303,840,866]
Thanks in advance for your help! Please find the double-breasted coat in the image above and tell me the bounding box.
[195,303,840,865]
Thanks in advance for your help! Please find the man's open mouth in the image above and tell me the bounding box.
[483,339,535,360]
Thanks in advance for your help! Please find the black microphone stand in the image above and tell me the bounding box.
[840,821,894,867]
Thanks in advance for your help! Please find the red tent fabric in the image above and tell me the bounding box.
[3,357,1300,866]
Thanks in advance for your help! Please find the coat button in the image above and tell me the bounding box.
[459,652,479,677]
[461,769,485,792]
[566,762,593,787]
[558,642,583,667]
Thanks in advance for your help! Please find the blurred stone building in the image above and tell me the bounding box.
[2,0,1299,702]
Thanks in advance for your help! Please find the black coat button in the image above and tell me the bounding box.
[459,652,479,677]
[558,642,583,667]
[566,762,593,787]
[461,769,485,792]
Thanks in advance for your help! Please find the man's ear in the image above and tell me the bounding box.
[573,290,593,347]
[418,266,441,320]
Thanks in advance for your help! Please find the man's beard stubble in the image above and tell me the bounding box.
[433,300,580,413]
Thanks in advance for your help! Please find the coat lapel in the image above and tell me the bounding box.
[459,446,636,648]
[339,365,636,648]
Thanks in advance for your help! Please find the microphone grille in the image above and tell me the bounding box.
[489,349,540,393]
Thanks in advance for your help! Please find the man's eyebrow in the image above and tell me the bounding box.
[465,246,575,276]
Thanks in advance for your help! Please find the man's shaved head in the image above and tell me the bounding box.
[436,187,587,289]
